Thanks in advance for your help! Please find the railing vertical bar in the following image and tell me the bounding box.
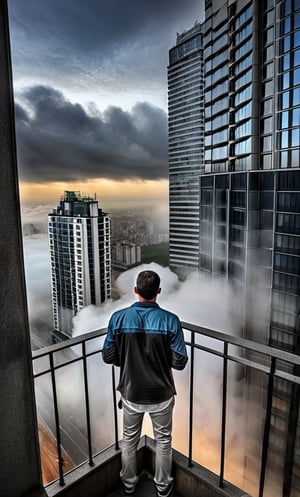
[219,341,228,487]
[188,330,195,467]
[49,352,65,486]
[112,366,120,450]
[82,341,94,466]
[259,356,276,497]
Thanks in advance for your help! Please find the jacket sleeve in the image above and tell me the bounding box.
[170,317,188,370]
[102,316,120,366]
[171,350,188,370]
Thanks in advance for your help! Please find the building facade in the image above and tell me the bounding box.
[112,242,141,267]
[48,191,111,338]
[168,1,300,495]
[168,22,204,276]
[201,1,300,495]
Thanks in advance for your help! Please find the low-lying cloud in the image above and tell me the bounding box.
[15,85,168,183]
[73,262,240,337]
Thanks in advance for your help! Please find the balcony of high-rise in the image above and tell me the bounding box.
[3,47,299,497]
[28,321,300,497]
[4,245,300,497]
[3,2,300,497]
[2,44,300,493]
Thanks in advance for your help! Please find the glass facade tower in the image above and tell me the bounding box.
[168,1,300,495]
[198,1,300,495]
[48,191,111,338]
[168,23,204,275]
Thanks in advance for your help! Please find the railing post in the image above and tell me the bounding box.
[259,356,276,497]
[82,341,94,466]
[188,330,195,467]
[49,352,65,486]
[219,341,228,487]
[112,366,120,450]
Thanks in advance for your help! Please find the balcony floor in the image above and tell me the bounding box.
[46,436,250,497]
[105,471,181,497]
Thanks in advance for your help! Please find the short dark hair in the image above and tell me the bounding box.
[136,270,160,300]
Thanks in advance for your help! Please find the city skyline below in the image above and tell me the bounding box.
[9,0,204,210]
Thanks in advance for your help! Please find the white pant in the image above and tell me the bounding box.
[120,396,175,493]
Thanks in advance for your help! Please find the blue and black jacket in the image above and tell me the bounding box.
[102,301,188,404]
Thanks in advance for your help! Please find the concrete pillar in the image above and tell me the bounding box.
[0,2,47,496]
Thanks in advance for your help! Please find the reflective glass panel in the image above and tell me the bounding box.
[263,154,272,169]
[263,117,273,133]
[281,131,289,148]
[282,71,291,89]
[292,128,299,147]
[264,98,273,114]
[293,87,300,105]
[265,61,274,79]
[282,16,291,34]
[280,151,288,168]
[292,109,300,126]
[291,149,299,166]
[283,35,291,53]
[295,48,300,66]
[281,91,290,109]
[264,80,274,97]
[294,29,300,48]
[282,54,290,71]
[263,136,272,151]
[280,111,289,128]
[294,67,300,85]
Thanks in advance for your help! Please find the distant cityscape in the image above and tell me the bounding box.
[110,210,168,268]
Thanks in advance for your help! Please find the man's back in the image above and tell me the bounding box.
[102,270,188,497]
[103,301,187,404]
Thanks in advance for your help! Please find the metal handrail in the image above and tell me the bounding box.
[32,322,300,495]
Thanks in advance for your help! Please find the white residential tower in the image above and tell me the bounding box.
[48,191,111,338]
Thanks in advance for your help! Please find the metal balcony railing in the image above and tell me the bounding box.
[32,323,300,497]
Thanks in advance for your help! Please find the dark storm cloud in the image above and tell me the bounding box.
[15,85,168,182]
[10,0,204,182]
[9,0,202,52]
[8,0,204,92]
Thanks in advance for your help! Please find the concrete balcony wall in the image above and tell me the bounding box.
[45,436,251,497]
[0,2,47,496]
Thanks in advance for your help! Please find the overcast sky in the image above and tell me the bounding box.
[8,0,204,208]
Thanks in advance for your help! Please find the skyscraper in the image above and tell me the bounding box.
[200,2,300,493]
[169,1,300,495]
[168,23,204,276]
[48,191,111,338]
[201,11,300,315]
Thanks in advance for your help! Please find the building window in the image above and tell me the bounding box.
[273,272,300,294]
[277,150,288,168]
[263,154,272,169]
[263,135,272,151]
[235,102,252,121]
[276,234,300,254]
[279,111,289,129]
[235,23,252,44]
[277,192,300,212]
[234,137,251,155]
[274,253,300,274]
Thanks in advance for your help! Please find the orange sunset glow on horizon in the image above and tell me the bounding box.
[19,178,169,210]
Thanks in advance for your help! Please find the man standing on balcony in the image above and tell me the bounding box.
[102,269,188,497]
